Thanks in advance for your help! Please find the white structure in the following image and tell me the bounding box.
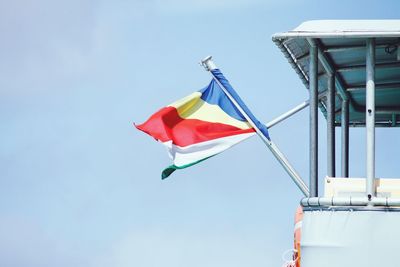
[273,20,400,267]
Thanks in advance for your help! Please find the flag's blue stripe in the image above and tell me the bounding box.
[199,79,247,122]
[209,69,270,140]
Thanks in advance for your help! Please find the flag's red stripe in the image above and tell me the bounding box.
[135,106,254,147]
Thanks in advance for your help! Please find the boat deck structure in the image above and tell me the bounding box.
[273,20,400,267]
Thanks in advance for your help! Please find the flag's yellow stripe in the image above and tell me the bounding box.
[168,92,252,130]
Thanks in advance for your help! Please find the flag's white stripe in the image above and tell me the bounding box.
[162,132,256,167]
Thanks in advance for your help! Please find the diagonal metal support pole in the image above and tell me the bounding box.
[265,93,327,129]
[200,56,309,197]
[266,101,309,129]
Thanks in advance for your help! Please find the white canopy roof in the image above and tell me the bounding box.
[272,20,400,127]
[273,20,400,39]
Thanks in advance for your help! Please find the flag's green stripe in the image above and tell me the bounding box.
[161,156,214,179]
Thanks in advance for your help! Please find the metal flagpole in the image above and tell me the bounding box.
[200,56,309,197]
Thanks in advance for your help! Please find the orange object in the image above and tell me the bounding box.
[293,206,303,267]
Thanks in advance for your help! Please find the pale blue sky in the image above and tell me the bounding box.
[1,1,400,266]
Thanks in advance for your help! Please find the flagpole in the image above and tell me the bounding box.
[201,56,309,197]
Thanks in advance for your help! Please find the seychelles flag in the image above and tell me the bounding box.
[136,69,269,179]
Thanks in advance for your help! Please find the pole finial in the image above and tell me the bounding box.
[200,55,217,71]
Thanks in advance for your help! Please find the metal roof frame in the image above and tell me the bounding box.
[272,20,400,127]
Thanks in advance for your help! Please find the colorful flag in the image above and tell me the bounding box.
[136,69,268,178]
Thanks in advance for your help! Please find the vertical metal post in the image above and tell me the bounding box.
[309,44,318,197]
[327,73,336,177]
[366,38,376,199]
[341,99,349,177]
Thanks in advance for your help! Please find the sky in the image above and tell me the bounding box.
[1,0,400,266]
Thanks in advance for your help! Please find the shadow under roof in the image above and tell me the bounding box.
[272,20,400,127]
